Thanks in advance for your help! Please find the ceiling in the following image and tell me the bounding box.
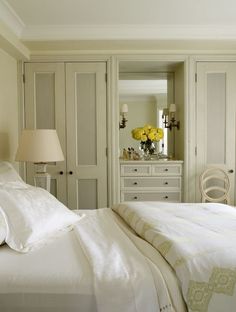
[1,0,236,51]
[5,0,236,26]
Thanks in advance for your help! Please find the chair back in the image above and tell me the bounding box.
[199,167,230,204]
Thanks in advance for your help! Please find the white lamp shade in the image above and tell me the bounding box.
[169,104,176,113]
[15,129,64,163]
[121,103,128,113]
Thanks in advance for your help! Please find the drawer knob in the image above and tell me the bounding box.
[164,168,169,172]
[134,182,138,185]
[134,196,138,200]
[134,168,138,172]
[164,182,168,185]
[59,171,64,175]
[164,195,169,199]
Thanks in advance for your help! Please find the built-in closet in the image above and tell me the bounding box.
[24,62,108,210]
[21,55,236,208]
[196,62,236,204]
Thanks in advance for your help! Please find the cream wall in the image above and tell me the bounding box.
[0,48,19,170]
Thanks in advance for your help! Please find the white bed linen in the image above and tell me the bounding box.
[0,162,25,184]
[0,225,96,312]
[0,209,185,312]
[113,202,236,312]
[111,212,187,312]
[74,208,161,312]
[0,183,80,252]
[0,214,6,245]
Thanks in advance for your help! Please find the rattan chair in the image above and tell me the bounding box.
[199,167,230,204]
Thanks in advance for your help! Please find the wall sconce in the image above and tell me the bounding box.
[119,103,128,129]
[162,104,180,131]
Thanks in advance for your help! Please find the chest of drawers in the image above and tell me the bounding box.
[120,160,183,202]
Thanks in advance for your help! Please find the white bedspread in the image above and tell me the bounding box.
[0,208,183,312]
[113,202,236,312]
[75,208,160,312]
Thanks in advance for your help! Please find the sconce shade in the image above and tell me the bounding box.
[15,129,64,163]
[121,103,128,113]
[169,104,176,113]
[163,108,169,116]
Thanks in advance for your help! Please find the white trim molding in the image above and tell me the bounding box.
[21,24,236,41]
[0,0,24,37]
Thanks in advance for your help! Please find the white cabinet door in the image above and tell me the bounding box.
[66,63,107,210]
[196,62,236,204]
[24,62,108,210]
[24,63,67,205]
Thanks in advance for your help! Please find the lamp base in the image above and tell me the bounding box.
[34,163,51,192]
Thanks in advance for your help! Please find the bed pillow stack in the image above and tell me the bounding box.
[0,215,6,245]
[0,161,25,245]
[0,161,25,184]
[0,162,81,252]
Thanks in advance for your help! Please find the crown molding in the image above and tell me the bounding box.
[21,24,236,41]
[0,0,25,37]
[1,1,236,42]
[0,19,30,59]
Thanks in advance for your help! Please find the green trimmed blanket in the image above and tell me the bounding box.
[112,202,236,312]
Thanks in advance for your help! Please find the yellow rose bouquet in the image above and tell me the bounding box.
[131,125,164,157]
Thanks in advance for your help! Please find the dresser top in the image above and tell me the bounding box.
[120,159,184,164]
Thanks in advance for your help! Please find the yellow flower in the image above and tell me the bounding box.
[131,125,164,142]
[143,124,152,134]
[132,128,144,140]
[141,134,148,142]
[148,132,156,141]
[157,128,164,139]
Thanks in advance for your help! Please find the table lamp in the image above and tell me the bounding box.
[15,129,64,192]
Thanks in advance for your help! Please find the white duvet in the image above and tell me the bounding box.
[113,202,236,312]
[75,208,170,312]
[0,208,183,312]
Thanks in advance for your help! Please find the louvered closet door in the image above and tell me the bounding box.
[24,63,67,205]
[66,63,107,210]
[196,62,236,204]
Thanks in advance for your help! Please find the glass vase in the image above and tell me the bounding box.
[139,140,156,160]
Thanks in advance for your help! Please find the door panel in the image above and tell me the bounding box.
[196,62,236,204]
[66,63,107,210]
[77,179,97,209]
[24,63,67,205]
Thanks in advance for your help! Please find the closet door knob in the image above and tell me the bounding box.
[228,169,234,173]
[59,171,64,175]
[69,171,73,175]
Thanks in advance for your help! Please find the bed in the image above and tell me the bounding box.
[0,162,236,312]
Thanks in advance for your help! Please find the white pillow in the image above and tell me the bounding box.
[0,161,24,184]
[0,214,6,245]
[0,183,81,252]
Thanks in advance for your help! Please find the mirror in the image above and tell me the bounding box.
[119,72,174,158]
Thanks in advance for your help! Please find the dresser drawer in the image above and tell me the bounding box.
[121,177,181,189]
[121,191,181,202]
[152,164,182,176]
[120,164,151,176]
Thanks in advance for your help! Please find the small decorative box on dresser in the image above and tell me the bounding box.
[120,160,183,202]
